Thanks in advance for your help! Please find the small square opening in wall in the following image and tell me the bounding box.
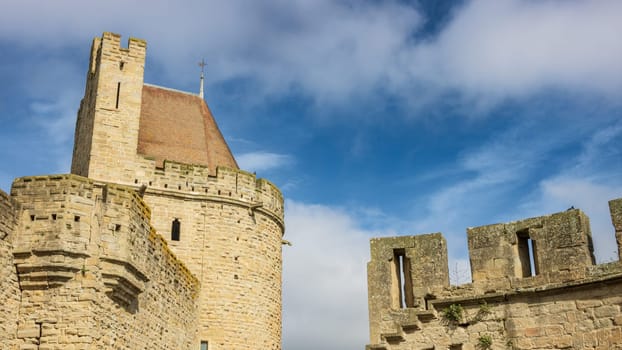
[74,216,81,222]
[449,344,462,350]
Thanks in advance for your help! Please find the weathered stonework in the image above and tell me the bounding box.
[367,200,622,350]
[0,190,20,348]
[0,32,284,350]
[7,175,200,349]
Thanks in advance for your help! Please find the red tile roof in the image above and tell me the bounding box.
[137,84,238,173]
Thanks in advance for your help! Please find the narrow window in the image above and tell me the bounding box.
[119,61,125,70]
[516,229,538,277]
[200,341,208,350]
[391,249,414,309]
[115,82,121,109]
[171,219,180,241]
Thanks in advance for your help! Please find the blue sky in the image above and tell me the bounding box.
[1,1,621,349]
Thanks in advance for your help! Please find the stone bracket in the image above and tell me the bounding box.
[100,256,149,308]
[13,249,89,290]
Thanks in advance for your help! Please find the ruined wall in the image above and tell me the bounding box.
[367,199,622,350]
[0,190,20,348]
[10,175,199,350]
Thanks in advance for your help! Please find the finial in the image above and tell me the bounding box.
[198,59,206,99]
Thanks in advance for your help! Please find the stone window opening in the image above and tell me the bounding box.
[391,249,414,309]
[449,344,462,350]
[200,341,208,350]
[517,229,538,277]
[171,218,180,241]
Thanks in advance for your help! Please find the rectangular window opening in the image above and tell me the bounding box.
[392,249,414,309]
[171,218,181,241]
[449,344,463,350]
[200,341,208,350]
[517,229,538,277]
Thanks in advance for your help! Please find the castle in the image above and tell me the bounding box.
[366,199,622,349]
[0,32,284,349]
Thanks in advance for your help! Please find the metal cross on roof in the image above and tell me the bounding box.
[198,59,207,74]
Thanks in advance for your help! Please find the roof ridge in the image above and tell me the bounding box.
[144,83,200,98]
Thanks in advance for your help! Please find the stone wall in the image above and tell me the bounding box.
[10,175,200,350]
[0,190,20,348]
[141,165,284,349]
[611,198,622,261]
[367,199,622,350]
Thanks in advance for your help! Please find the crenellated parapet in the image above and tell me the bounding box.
[468,208,596,291]
[132,160,284,227]
[366,198,622,350]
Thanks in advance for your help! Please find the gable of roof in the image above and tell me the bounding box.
[137,84,238,173]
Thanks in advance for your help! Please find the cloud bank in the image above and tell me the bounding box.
[1,0,620,110]
[283,200,373,350]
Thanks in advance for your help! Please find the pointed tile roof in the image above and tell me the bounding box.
[137,84,238,173]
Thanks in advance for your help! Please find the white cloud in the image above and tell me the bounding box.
[283,200,374,350]
[236,151,292,172]
[405,0,622,104]
[0,0,620,115]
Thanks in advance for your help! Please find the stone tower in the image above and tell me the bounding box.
[71,32,284,350]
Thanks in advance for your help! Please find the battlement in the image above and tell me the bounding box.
[132,159,284,226]
[367,198,622,349]
[96,32,146,61]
